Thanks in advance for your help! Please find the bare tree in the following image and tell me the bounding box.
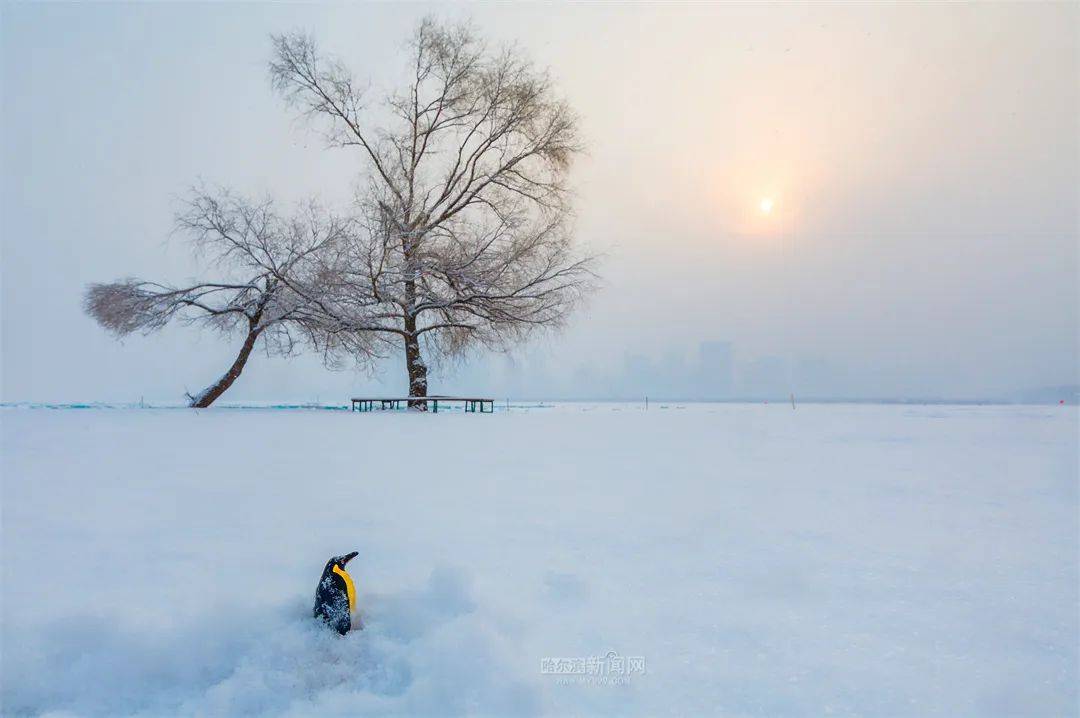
[269,18,597,406]
[84,190,358,407]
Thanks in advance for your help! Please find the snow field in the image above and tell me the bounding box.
[2,403,1076,716]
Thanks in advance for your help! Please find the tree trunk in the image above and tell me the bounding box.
[189,323,261,408]
[401,230,429,407]
[403,316,428,410]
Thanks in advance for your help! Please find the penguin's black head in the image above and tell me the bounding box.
[328,551,359,570]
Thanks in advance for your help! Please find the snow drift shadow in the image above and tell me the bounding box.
[1,567,542,717]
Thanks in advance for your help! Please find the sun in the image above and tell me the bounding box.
[759,197,774,215]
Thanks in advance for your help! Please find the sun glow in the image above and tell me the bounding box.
[759,197,774,215]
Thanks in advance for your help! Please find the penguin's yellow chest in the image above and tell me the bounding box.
[332,564,357,613]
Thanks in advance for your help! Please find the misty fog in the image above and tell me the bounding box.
[2,2,1076,402]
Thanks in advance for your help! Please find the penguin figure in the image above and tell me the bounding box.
[313,551,359,635]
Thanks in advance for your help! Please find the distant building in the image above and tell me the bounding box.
[697,341,734,398]
[739,355,788,398]
[794,357,841,398]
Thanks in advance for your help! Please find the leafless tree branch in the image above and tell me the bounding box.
[270,18,599,400]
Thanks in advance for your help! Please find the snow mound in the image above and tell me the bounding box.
[3,568,540,717]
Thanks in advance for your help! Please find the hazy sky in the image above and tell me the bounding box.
[2,2,1076,402]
